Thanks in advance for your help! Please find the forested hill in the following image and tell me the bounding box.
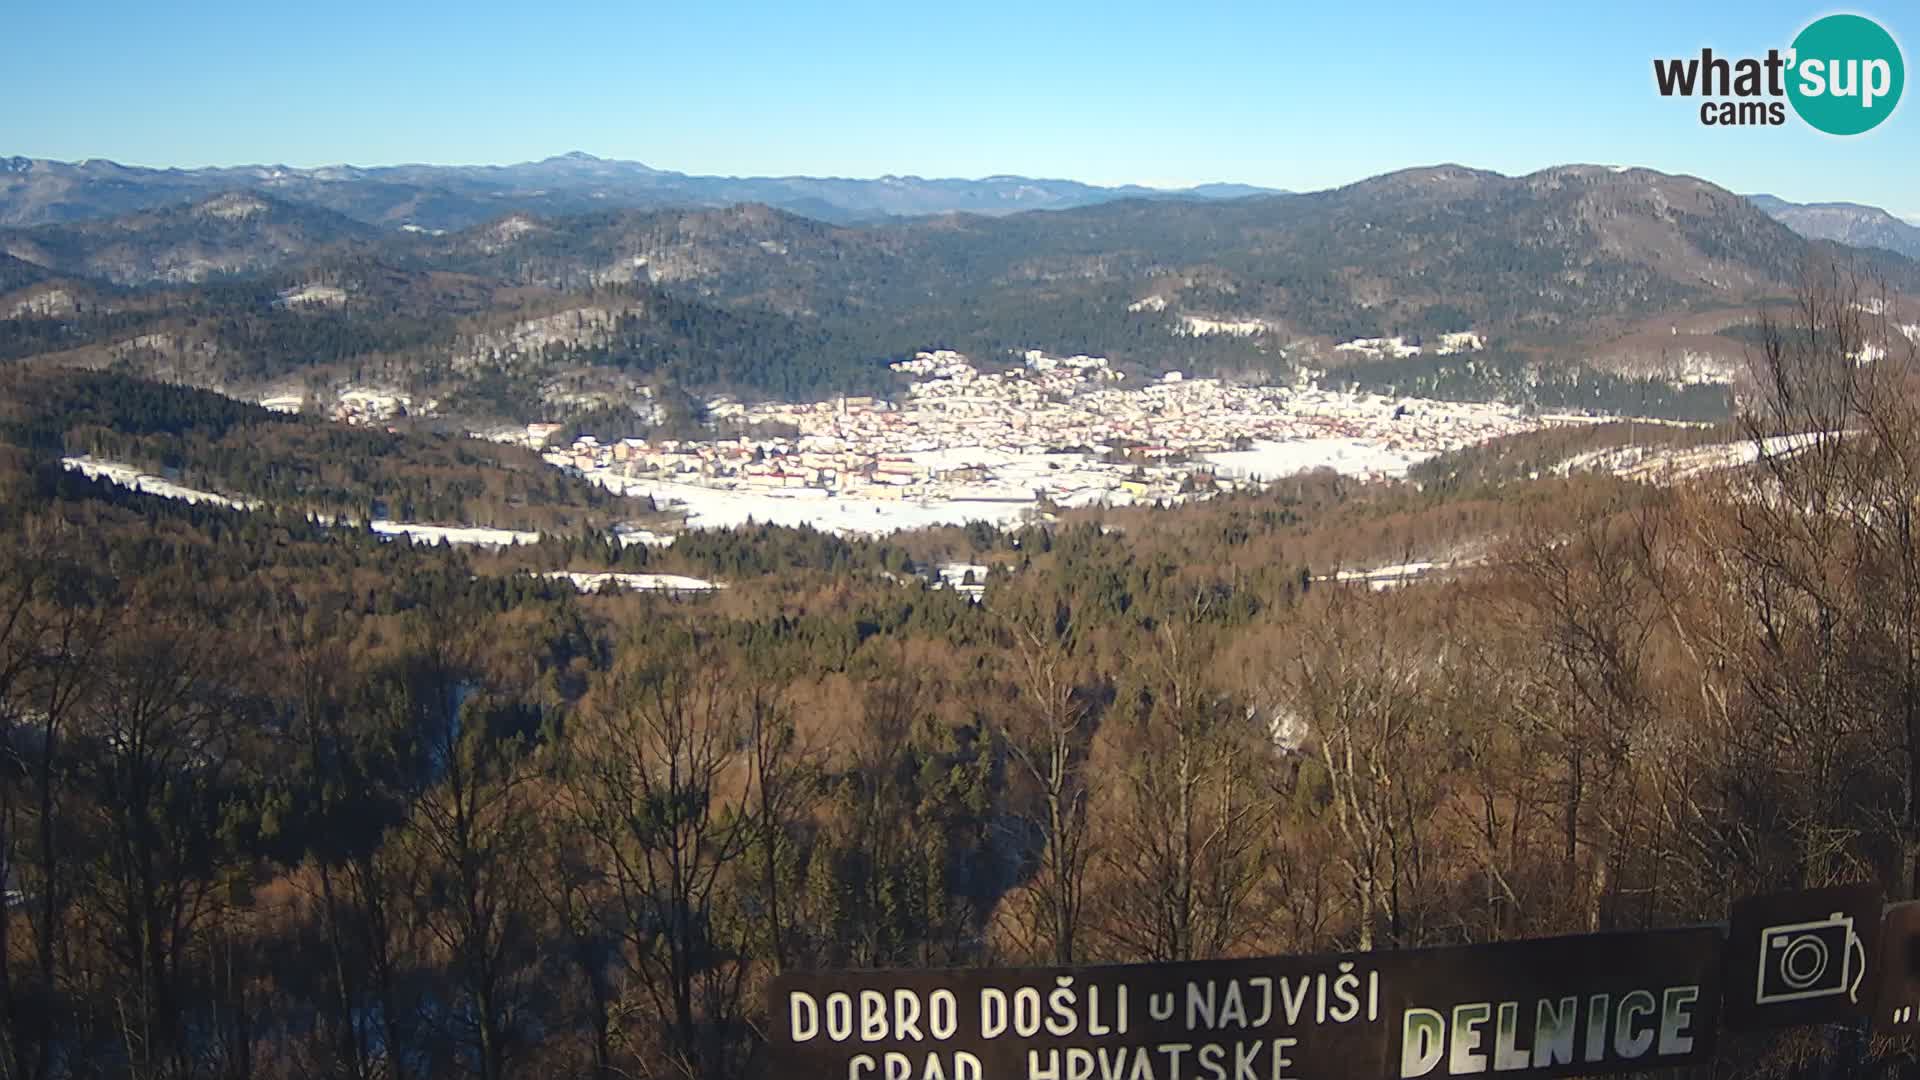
[0,250,48,293]
[0,191,382,285]
[0,366,651,531]
[2,163,1916,416]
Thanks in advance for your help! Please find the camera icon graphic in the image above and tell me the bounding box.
[1756,912,1867,1006]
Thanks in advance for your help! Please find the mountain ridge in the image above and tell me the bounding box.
[3,161,1914,427]
[0,152,1287,231]
[12,151,1918,268]
[1745,192,1920,260]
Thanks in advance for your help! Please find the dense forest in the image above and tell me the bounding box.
[1331,348,1735,422]
[0,368,655,532]
[0,273,1916,1080]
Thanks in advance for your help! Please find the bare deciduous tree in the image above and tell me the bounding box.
[992,597,1098,965]
[1097,601,1272,961]
[562,631,756,1079]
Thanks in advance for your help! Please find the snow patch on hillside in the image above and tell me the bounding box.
[196,194,269,220]
[334,387,414,423]
[62,457,259,510]
[1333,332,1483,359]
[9,288,74,318]
[1557,433,1834,482]
[477,215,543,252]
[61,457,553,547]
[458,306,633,370]
[1176,315,1266,337]
[1613,349,1739,386]
[110,332,178,357]
[277,283,348,308]
[1334,336,1422,359]
[1334,561,1446,590]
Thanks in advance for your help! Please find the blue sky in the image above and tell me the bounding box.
[8,1,1917,217]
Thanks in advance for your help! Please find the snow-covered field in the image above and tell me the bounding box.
[1558,433,1833,483]
[370,521,540,546]
[935,563,989,601]
[541,571,722,593]
[613,526,675,547]
[1333,561,1447,590]
[898,447,1164,506]
[592,475,1045,535]
[1202,438,1431,481]
[62,457,260,510]
[63,457,544,546]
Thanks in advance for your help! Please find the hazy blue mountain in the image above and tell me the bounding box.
[1748,193,1920,260]
[0,152,1285,231]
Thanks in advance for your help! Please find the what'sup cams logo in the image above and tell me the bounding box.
[1654,13,1904,134]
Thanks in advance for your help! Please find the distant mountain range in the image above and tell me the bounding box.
[0,152,1285,231]
[7,155,1912,395]
[4,158,1915,428]
[7,152,1918,269]
[8,162,1861,321]
[1745,193,1920,260]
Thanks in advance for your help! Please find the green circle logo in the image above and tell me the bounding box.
[1787,13,1905,135]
